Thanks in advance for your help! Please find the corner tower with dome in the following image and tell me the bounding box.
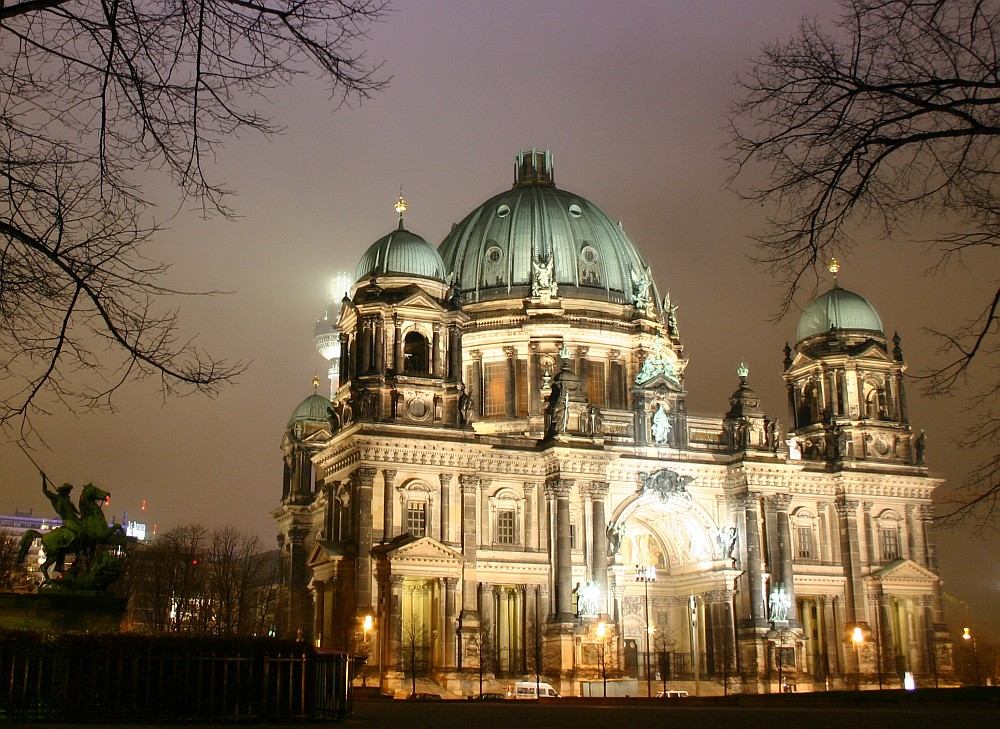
[273,151,951,696]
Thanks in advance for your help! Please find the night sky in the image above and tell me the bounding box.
[3,1,997,639]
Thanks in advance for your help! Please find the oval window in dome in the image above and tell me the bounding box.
[568,203,583,218]
[485,245,504,264]
[497,204,511,218]
[579,245,599,264]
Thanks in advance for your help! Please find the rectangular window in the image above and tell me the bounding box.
[497,509,516,545]
[516,359,529,417]
[406,502,427,537]
[796,526,815,560]
[880,527,899,561]
[569,524,577,550]
[609,361,625,409]
[588,361,607,408]
[483,361,506,418]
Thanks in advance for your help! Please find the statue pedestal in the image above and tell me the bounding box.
[0,591,126,632]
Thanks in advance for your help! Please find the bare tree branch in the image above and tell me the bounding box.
[0,0,387,439]
[727,0,1000,526]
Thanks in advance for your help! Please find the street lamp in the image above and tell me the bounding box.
[635,565,656,697]
[363,614,373,645]
[852,626,864,691]
[963,628,981,685]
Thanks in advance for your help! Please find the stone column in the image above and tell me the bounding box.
[577,346,590,400]
[547,478,575,621]
[375,315,385,374]
[354,467,377,611]
[448,324,462,381]
[393,314,403,373]
[313,579,326,646]
[389,574,404,670]
[835,498,864,626]
[906,504,926,567]
[819,595,840,677]
[382,469,397,542]
[737,491,767,625]
[444,577,459,670]
[459,475,480,618]
[479,478,491,547]
[767,492,798,624]
[862,502,876,565]
[589,481,610,617]
[431,324,441,376]
[470,350,483,416]
[323,483,335,540]
[439,473,453,545]
[339,332,350,384]
[528,342,541,415]
[504,346,517,418]
[287,526,312,641]
[521,481,536,551]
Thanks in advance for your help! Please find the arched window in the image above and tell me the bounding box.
[876,510,901,562]
[791,508,817,562]
[400,481,434,538]
[489,487,523,547]
[403,331,429,374]
[863,377,888,420]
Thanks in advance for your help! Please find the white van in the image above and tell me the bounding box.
[510,681,560,699]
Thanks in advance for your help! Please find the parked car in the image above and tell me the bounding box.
[656,690,690,698]
[466,692,507,701]
[407,693,443,701]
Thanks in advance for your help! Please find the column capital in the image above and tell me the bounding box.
[544,478,573,499]
[765,493,793,512]
[439,472,454,489]
[354,467,377,488]
[470,349,483,361]
[459,474,479,494]
[730,490,761,511]
[445,577,459,590]
[383,468,397,487]
[503,345,517,358]
[835,498,859,517]
[862,501,874,514]
[479,477,492,492]
[523,480,538,495]
[390,574,404,588]
[589,480,609,499]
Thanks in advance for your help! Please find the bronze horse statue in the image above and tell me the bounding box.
[17,482,128,585]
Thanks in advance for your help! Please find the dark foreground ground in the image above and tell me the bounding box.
[4,689,998,729]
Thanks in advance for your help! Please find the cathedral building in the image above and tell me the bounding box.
[273,150,952,695]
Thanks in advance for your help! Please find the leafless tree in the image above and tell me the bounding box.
[0,528,32,592]
[0,0,387,441]
[727,0,1000,526]
[129,524,209,632]
[400,618,431,697]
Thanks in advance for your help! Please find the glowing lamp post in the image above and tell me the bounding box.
[363,614,373,646]
[635,565,656,697]
[852,627,864,691]
[963,628,981,685]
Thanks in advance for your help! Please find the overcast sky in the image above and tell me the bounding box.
[3,1,997,638]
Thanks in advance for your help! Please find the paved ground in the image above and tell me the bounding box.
[348,696,997,729]
[4,692,997,728]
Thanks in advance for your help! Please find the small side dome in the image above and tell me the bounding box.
[356,224,446,282]
[288,393,331,427]
[796,285,883,343]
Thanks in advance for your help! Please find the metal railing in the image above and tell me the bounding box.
[0,643,354,723]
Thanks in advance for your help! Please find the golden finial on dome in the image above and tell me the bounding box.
[828,257,840,279]
[312,375,321,391]
[394,187,408,227]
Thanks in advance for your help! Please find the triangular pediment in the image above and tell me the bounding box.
[868,559,939,592]
[397,289,446,313]
[373,535,463,575]
[307,539,351,568]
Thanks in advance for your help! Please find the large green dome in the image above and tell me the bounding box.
[439,150,660,309]
[796,285,883,343]
[288,392,331,427]
[356,223,446,282]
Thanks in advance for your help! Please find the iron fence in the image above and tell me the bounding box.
[0,642,354,723]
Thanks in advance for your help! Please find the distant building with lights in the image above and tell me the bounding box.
[274,150,952,695]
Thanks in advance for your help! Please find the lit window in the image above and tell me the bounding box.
[407,502,427,537]
[497,510,516,545]
[588,361,607,407]
[880,527,899,561]
[483,361,505,418]
[796,526,815,560]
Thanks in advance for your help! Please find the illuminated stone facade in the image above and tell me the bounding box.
[274,150,952,695]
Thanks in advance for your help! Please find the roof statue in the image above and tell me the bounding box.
[635,338,681,387]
